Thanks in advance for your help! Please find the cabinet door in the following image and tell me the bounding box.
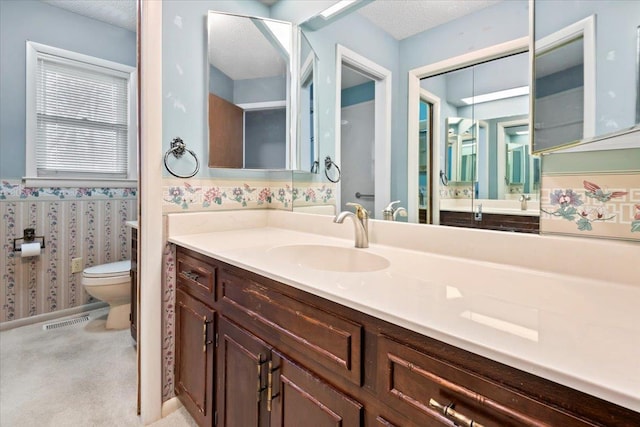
[175,289,215,427]
[217,316,271,427]
[270,351,363,427]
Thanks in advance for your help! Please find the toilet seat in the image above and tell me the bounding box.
[82,261,132,287]
[83,260,131,278]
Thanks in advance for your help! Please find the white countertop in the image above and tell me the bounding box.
[168,211,639,412]
[126,220,138,229]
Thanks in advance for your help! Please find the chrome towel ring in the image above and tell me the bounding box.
[164,137,200,178]
[439,170,449,186]
[324,156,341,183]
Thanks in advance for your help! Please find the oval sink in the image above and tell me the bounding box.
[268,244,390,273]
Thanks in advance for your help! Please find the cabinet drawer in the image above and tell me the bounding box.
[176,248,217,304]
[218,267,363,386]
[377,335,592,427]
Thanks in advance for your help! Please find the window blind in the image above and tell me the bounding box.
[36,54,129,178]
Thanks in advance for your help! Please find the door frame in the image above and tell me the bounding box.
[335,44,391,217]
[408,89,440,224]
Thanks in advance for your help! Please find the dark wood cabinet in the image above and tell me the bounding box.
[216,316,271,427]
[175,289,215,427]
[270,351,363,427]
[173,246,640,427]
[130,228,137,342]
[440,210,539,233]
[377,335,591,426]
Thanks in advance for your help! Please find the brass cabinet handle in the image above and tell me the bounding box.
[429,398,485,427]
[267,360,277,412]
[257,357,268,403]
[202,318,212,353]
[180,270,200,282]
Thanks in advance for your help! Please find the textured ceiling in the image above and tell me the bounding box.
[357,0,502,40]
[208,13,287,81]
[41,0,136,32]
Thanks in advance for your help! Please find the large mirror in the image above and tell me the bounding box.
[420,50,537,226]
[533,0,640,152]
[207,11,292,169]
[298,0,537,229]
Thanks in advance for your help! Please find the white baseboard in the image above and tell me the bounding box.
[0,302,108,331]
[161,397,183,417]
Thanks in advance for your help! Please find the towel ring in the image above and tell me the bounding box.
[324,156,341,183]
[164,137,200,178]
[439,170,449,186]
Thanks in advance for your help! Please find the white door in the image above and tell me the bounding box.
[340,100,375,216]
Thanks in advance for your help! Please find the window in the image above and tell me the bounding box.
[26,42,136,185]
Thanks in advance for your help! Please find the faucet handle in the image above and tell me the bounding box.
[346,202,369,219]
[384,200,401,212]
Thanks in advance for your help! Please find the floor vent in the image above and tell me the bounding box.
[42,314,90,331]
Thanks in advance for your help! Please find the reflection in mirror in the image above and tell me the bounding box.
[298,0,533,231]
[421,51,532,203]
[534,1,640,151]
[498,119,540,197]
[534,17,592,152]
[445,118,479,183]
[207,11,291,169]
[297,31,319,173]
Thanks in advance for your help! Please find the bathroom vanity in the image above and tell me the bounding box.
[167,211,640,427]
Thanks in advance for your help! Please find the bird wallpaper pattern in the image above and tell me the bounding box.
[540,173,640,241]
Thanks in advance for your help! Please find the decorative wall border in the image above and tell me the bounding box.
[162,178,292,212]
[540,172,640,241]
[162,177,337,213]
[1,180,137,200]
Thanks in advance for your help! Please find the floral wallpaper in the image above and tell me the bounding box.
[439,182,474,199]
[540,173,640,241]
[162,178,293,212]
[0,180,137,323]
[162,243,176,402]
[162,177,336,213]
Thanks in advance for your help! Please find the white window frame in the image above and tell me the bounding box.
[25,41,137,187]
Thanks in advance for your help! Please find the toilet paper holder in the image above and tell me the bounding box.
[13,228,45,252]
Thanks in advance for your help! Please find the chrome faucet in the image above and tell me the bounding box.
[334,202,369,248]
[382,201,407,221]
[519,194,531,210]
[393,207,407,221]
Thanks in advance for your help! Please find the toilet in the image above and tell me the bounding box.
[82,260,132,330]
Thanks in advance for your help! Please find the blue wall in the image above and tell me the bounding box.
[341,82,375,108]
[303,10,400,179]
[395,0,529,206]
[234,76,286,105]
[245,109,287,169]
[534,0,640,137]
[0,0,136,179]
[209,65,234,103]
[162,0,273,178]
[301,0,529,208]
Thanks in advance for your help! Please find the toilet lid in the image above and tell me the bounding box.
[83,260,131,278]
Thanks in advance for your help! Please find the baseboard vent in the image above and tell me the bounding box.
[42,314,90,330]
